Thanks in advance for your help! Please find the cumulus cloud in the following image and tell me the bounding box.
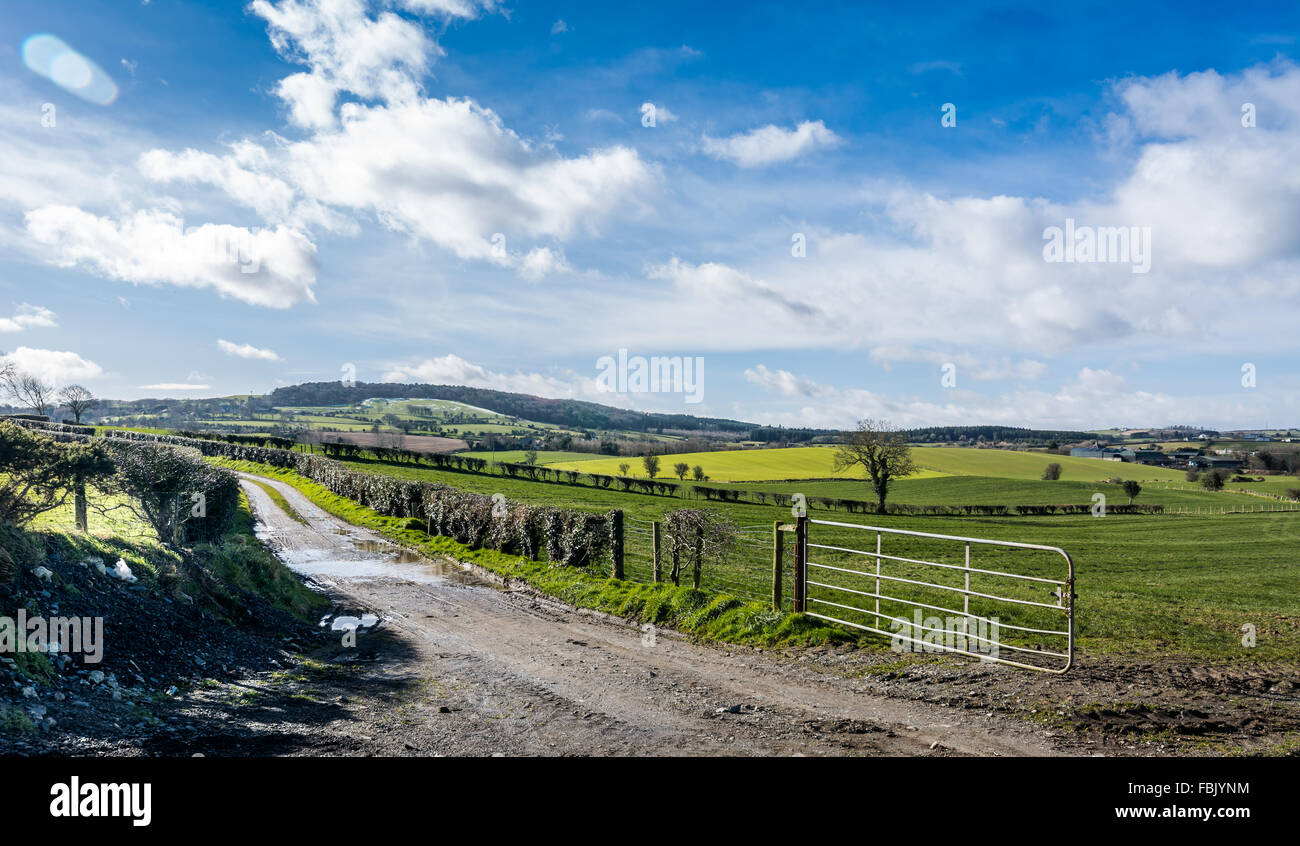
[137,3,655,278]
[743,364,833,398]
[0,304,57,333]
[251,0,437,129]
[24,207,318,308]
[2,347,103,385]
[701,120,842,167]
[217,339,281,361]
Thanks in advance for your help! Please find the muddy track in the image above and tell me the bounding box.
[227,472,1067,757]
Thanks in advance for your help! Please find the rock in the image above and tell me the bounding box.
[31,566,54,582]
[21,686,36,698]
[88,670,105,684]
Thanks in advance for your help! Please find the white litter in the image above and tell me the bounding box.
[110,558,138,583]
[30,566,54,582]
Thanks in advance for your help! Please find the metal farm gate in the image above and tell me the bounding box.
[788,517,1075,673]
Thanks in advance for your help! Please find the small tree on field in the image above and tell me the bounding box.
[1042,462,1062,481]
[1201,469,1225,492]
[57,384,97,423]
[1186,468,1200,482]
[618,462,630,477]
[832,418,915,512]
[1122,480,1142,504]
[642,454,660,479]
[673,461,689,480]
[691,465,705,481]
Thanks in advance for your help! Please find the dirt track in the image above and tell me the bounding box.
[222,472,1071,756]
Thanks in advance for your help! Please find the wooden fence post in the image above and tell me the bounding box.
[772,520,783,610]
[611,510,624,579]
[793,515,807,613]
[651,521,662,583]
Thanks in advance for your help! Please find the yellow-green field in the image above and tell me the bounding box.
[549,445,1196,483]
[545,446,937,481]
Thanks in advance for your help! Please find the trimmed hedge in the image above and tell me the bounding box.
[106,430,619,569]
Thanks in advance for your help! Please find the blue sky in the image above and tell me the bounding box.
[2,0,1299,430]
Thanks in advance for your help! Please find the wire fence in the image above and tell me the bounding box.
[617,518,787,608]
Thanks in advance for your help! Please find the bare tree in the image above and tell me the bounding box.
[4,370,54,417]
[832,418,916,512]
[673,461,689,480]
[642,454,661,479]
[57,384,97,423]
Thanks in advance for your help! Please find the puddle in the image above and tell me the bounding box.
[351,540,425,564]
[254,523,474,586]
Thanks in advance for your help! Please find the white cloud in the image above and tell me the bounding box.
[2,347,103,385]
[701,120,842,167]
[382,353,581,397]
[24,207,318,308]
[140,100,652,277]
[551,19,569,35]
[744,364,833,398]
[218,339,281,361]
[251,0,437,129]
[0,304,57,333]
[648,257,819,320]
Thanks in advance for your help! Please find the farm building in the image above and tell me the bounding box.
[1070,446,1136,461]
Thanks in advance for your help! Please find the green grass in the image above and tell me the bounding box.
[741,475,1268,509]
[16,484,325,624]
[455,450,604,466]
[215,454,1300,663]
[245,478,309,525]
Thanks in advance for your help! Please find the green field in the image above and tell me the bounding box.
[267,452,1300,661]
[549,445,1193,484]
[550,446,946,482]
[453,449,603,465]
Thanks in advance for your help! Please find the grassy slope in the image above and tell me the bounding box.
[218,455,1300,661]
[25,488,325,622]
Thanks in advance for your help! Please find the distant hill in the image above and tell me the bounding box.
[265,381,756,435]
[900,425,1094,444]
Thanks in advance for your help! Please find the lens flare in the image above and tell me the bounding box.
[22,33,118,105]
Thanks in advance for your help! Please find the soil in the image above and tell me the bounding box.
[4,472,1297,757]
